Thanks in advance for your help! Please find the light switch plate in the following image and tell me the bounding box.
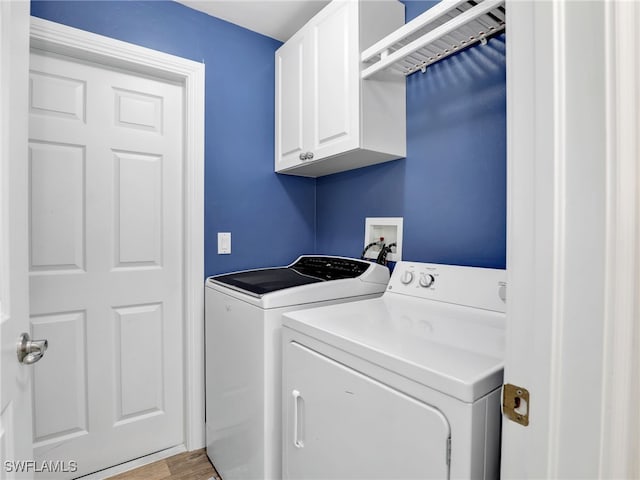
[218,232,231,254]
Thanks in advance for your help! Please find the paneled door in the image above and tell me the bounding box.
[28,50,184,478]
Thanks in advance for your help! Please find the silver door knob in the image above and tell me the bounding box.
[306,152,314,160]
[17,332,48,365]
[299,152,306,160]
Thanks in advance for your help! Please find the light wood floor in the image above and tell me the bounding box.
[106,449,220,480]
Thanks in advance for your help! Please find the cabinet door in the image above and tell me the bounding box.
[275,33,307,171]
[283,341,451,479]
[307,0,360,161]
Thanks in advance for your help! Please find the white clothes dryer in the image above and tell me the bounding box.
[205,256,390,480]
[282,261,506,479]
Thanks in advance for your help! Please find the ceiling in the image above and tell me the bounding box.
[175,0,331,42]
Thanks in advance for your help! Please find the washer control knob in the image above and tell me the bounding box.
[400,270,414,285]
[419,273,435,288]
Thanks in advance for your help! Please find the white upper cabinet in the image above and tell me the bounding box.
[275,0,406,177]
[275,33,306,171]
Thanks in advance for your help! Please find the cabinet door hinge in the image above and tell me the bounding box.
[502,383,530,426]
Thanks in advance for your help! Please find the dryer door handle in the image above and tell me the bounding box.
[292,390,304,448]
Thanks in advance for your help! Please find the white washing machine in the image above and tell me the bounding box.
[205,256,390,480]
[282,261,506,479]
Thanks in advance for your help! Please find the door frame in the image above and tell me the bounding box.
[599,0,640,476]
[29,17,206,451]
[504,0,639,477]
[1,0,33,470]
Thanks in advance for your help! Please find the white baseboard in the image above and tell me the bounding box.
[78,445,187,480]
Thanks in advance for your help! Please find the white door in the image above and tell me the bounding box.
[1,2,35,478]
[283,341,451,479]
[28,50,184,478]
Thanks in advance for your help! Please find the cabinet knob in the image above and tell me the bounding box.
[299,153,306,161]
[299,152,314,161]
[306,152,314,160]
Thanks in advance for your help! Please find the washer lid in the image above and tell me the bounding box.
[283,295,505,403]
[208,256,376,297]
[211,267,322,296]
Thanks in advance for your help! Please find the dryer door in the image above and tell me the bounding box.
[283,341,451,479]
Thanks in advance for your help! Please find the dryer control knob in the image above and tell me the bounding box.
[400,271,414,285]
[419,273,435,288]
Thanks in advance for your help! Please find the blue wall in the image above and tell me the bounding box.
[315,1,506,268]
[32,0,507,273]
[31,0,316,276]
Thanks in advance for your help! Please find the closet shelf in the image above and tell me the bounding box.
[361,0,505,79]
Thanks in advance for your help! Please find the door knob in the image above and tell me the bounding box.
[17,332,48,365]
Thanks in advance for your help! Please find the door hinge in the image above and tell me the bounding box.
[446,436,451,465]
[502,383,530,426]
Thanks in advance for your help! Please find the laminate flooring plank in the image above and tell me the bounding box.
[107,461,171,480]
[106,449,219,480]
[167,450,219,480]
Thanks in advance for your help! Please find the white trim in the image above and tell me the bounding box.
[29,17,206,451]
[80,445,187,480]
[546,1,567,475]
[1,0,33,465]
[600,1,640,477]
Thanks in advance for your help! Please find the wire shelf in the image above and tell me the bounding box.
[361,0,505,79]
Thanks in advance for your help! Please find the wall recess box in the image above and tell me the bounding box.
[363,217,403,262]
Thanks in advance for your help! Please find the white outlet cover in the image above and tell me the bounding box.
[364,217,403,262]
[218,232,231,254]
